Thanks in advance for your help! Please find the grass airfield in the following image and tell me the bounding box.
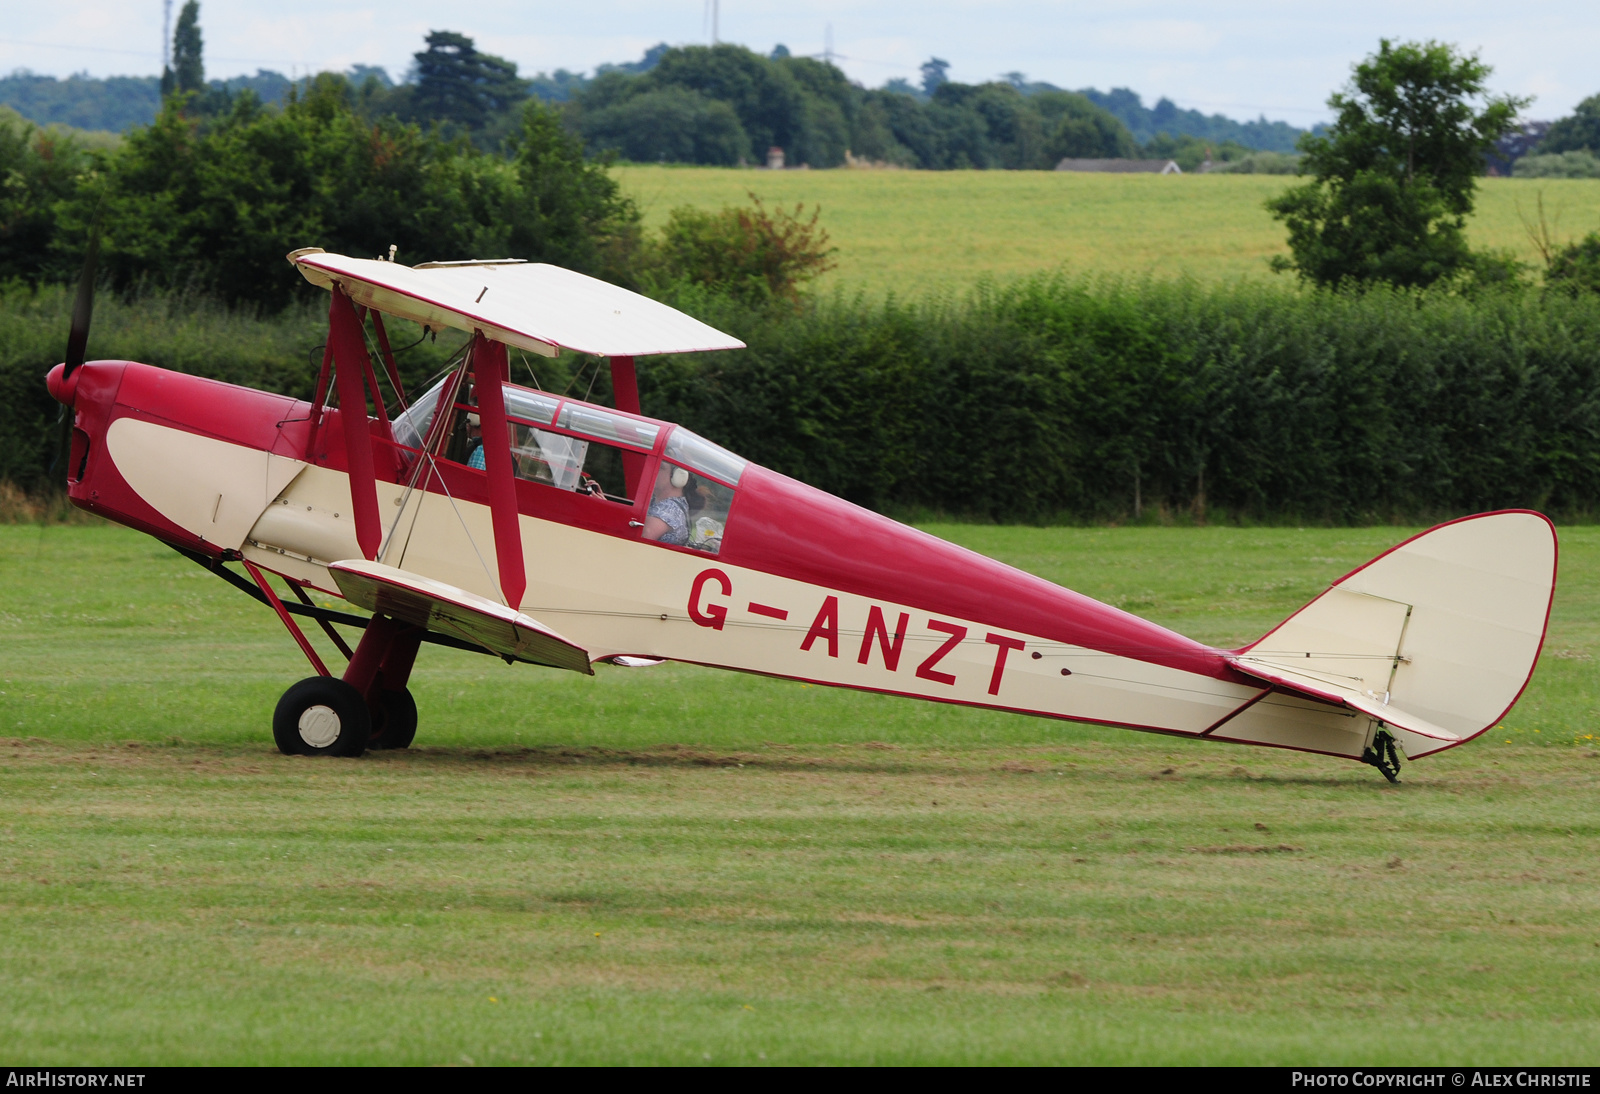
[612,166,1600,297]
[2,524,1598,1064]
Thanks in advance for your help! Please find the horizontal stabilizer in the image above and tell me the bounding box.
[329,560,592,675]
[1227,658,1462,743]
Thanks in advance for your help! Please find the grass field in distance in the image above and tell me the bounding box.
[613,167,1600,298]
[2,523,1596,1064]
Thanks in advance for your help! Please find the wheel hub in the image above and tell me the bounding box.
[298,704,341,748]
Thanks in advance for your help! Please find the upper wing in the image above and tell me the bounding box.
[328,560,592,675]
[289,250,746,359]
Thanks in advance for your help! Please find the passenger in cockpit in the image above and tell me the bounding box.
[643,462,691,545]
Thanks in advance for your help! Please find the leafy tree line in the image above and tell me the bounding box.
[0,78,641,308]
[0,66,837,312]
[563,44,1137,168]
[0,74,162,134]
[1070,86,1308,152]
[3,8,1311,167]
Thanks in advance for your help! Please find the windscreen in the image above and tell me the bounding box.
[391,380,444,450]
[664,427,746,486]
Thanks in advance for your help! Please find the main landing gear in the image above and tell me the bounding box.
[272,613,423,757]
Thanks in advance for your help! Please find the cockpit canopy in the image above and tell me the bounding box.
[391,378,746,554]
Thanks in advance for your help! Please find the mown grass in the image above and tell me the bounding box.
[613,167,1600,297]
[1,524,1597,1064]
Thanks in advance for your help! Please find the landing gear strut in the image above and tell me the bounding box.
[272,611,423,757]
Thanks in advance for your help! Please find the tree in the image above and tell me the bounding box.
[172,2,204,95]
[47,78,639,309]
[1038,91,1137,161]
[0,111,95,283]
[1539,94,1600,155]
[409,30,528,132]
[1547,232,1600,296]
[1266,40,1527,288]
[642,45,805,164]
[920,58,950,97]
[774,55,855,167]
[576,87,749,166]
[652,194,835,306]
[503,99,642,285]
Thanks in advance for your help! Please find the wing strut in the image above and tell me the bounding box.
[609,355,645,495]
[327,286,385,560]
[470,334,527,609]
[370,312,407,407]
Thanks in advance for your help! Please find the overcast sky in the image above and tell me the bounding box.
[5,1,1595,124]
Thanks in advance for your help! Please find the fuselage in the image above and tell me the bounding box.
[47,358,1373,759]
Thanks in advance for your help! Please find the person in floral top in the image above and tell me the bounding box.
[643,462,690,545]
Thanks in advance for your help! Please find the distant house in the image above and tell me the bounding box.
[766,146,785,170]
[1055,158,1182,174]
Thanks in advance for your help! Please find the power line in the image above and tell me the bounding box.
[0,35,315,71]
[0,37,159,60]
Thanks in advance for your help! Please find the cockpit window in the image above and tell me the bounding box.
[425,379,640,504]
[557,403,660,450]
[664,427,745,486]
[510,424,587,491]
[391,381,443,451]
[394,380,650,454]
[504,387,559,426]
[644,460,736,554]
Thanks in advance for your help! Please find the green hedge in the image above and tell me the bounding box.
[6,277,1600,523]
[645,278,1600,523]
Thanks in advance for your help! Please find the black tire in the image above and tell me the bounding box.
[371,688,418,750]
[272,677,371,757]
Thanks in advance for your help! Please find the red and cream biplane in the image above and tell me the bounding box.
[45,248,1557,779]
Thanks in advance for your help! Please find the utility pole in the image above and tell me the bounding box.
[161,0,172,72]
[824,23,834,65]
[702,0,721,45]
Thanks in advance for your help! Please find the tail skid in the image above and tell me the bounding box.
[1218,511,1557,764]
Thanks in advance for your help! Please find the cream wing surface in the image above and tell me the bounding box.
[289,251,746,357]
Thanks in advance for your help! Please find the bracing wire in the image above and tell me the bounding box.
[378,360,503,605]
[559,358,591,397]
[516,350,543,392]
